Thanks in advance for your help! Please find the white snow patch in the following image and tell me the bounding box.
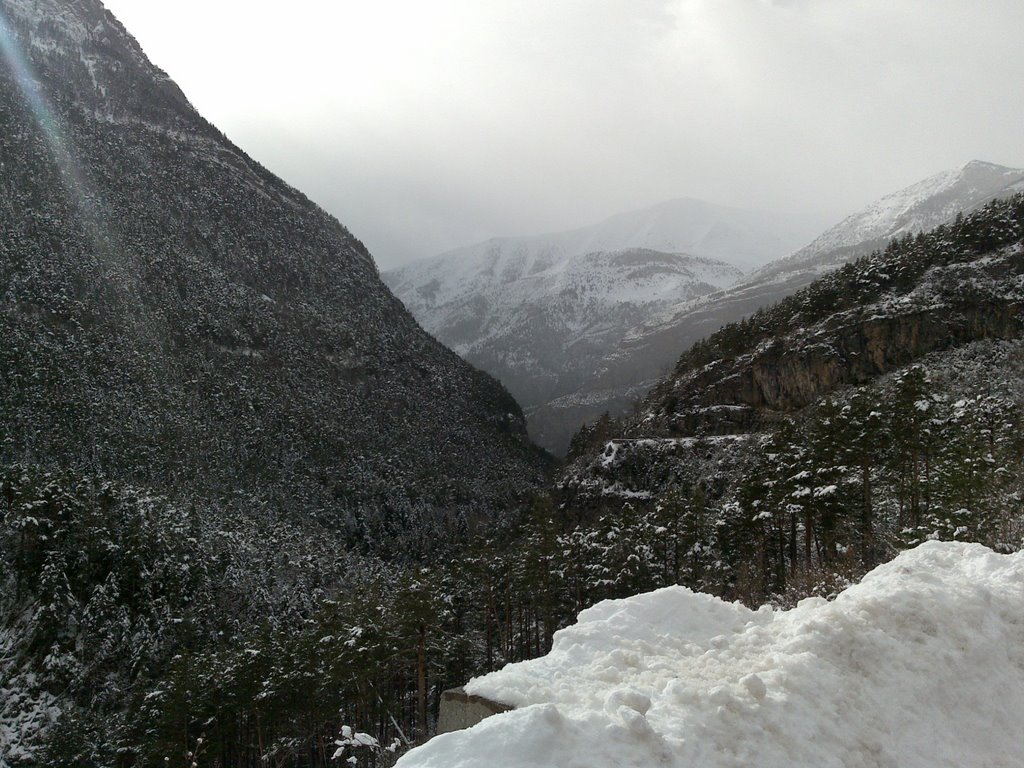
[396,542,1024,768]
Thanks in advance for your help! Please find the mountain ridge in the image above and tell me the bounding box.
[753,159,1024,282]
[405,195,826,275]
[553,160,1024,446]
[386,198,823,453]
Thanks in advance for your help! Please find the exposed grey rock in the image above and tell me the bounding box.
[437,688,513,734]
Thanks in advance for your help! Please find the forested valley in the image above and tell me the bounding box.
[6,196,1024,766]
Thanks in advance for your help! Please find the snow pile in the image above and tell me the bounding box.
[396,542,1024,768]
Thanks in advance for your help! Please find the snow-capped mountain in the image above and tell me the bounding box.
[553,160,1024,448]
[391,248,742,355]
[754,159,1024,282]
[386,200,824,453]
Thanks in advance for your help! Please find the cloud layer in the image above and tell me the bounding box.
[102,0,1024,268]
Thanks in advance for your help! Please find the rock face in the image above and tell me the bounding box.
[386,200,824,454]
[0,0,550,537]
[659,299,1021,437]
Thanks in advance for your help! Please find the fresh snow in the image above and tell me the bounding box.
[381,199,825,454]
[396,542,1024,768]
[755,160,1024,282]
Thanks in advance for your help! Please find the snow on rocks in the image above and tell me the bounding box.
[756,160,1024,281]
[396,542,1024,768]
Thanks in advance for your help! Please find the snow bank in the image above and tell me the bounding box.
[397,542,1024,768]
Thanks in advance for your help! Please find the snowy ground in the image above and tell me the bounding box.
[397,542,1024,768]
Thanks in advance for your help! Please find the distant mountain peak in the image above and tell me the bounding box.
[960,159,1017,172]
[752,160,1024,282]
[385,197,823,453]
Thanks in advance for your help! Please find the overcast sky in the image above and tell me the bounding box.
[101,0,1024,270]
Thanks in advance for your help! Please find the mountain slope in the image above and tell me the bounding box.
[0,0,548,528]
[755,159,1024,281]
[559,161,1024,441]
[0,0,550,761]
[386,200,822,453]
[556,196,1024,578]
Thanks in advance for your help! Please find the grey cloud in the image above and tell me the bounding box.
[104,0,1024,269]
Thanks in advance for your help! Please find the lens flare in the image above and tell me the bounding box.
[0,6,112,252]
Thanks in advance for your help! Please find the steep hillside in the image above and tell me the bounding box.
[386,200,821,453]
[555,195,1024,602]
[0,0,549,762]
[573,163,1024,436]
[0,0,548,532]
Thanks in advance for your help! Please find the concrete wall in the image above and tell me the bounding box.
[437,687,513,734]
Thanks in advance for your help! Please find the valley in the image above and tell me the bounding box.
[388,162,1024,454]
[1,1,1023,767]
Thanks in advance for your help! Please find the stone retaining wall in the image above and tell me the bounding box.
[437,687,513,734]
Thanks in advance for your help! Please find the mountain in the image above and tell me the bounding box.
[387,246,743,444]
[556,194,1024,595]
[557,160,1024,445]
[0,0,548,529]
[755,159,1024,282]
[0,0,550,761]
[385,199,823,454]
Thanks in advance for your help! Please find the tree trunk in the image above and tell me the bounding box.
[803,510,813,569]
[861,456,875,567]
[417,622,427,737]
